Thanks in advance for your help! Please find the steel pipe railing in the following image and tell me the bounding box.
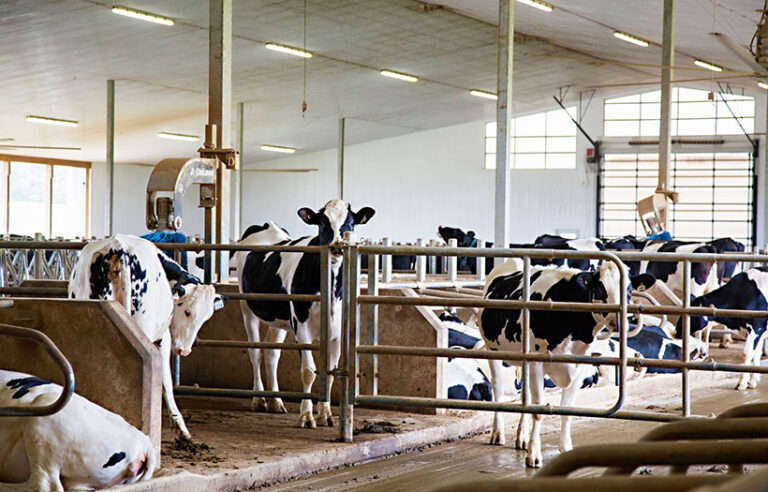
[434,475,729,492]
[0,320,75,417]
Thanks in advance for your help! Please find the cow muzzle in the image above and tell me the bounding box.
[330,242,344,257]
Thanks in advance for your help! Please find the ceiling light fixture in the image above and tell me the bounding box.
[261,144,296,154]
[613,31,650,47]
[694,59,723,72]
[111,5,175,25]
[380,70,418,83]
[265,42,313,58]
[158,132,199,142]
[758,81,768,90]
[26,115,79,127]
[516,0,553,12]
[470,89,498,100]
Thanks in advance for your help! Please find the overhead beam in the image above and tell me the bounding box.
[106,79,115,236]
[209,0,232,280]
[494,0,513,260]
[657,0,675,207]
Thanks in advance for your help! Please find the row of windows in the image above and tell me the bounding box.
[0,160,89,238]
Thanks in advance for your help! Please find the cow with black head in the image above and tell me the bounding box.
[236,199,375,428]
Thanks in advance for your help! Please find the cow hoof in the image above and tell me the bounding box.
[265,398,287,414]
[174,431,193,444]
[748,379,759,389]
[736,382,748,390]
[317,405,335,427]
[515,438,528,450]
[250,397,267,412]
[525,454,542,468]
[299,412,317,429]
[489,430,505,446]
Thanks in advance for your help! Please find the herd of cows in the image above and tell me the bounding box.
[1,199,766,488]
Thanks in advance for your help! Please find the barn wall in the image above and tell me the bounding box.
[241,117,599,244]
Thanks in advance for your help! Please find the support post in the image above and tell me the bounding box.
[106,79,115,236]
[382,237,392,283]
[494,0,513,265]
[415,238,426,282]
[476,238,486,280]
[447,238,458,281]
[338,118,345,200]
[521,256,530,406]
[657,0,675,228]
[318,247,331,403]
[209,0,232,280]
[235,101,244,238]
[681,260,691,417]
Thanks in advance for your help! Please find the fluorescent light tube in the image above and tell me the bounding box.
[380,70,418,83]
[517,0,553,12]
[112,5,174,25]
[261,144,295,154]
[265,42,313,58]
[26,115,79,127]
[158,132,199,142]
[758,81,768,90]
[470,89,498,100]
[694,59,723,72]
[613,31,650,47]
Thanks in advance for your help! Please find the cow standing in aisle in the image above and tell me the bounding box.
[68,234,225,440]
[678,268,768,390]
[0,369,155,491]
[639,240,719,298]
[235,200,375,428]
[479,259,627,468]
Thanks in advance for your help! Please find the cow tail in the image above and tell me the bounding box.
[107,245,132,314]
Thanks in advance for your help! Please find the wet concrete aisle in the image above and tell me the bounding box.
[263,378,768,491]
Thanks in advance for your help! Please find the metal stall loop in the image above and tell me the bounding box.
[341,243,768,442]
[0,320,75,418]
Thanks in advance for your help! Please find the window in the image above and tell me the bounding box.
[1,157,90,238]
[485,106,577,170]
[604,87,754,137]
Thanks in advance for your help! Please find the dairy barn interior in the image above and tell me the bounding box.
[4,0,768,491]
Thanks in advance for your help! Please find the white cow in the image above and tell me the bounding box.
[68,234,225,440]
[0,370,155,491]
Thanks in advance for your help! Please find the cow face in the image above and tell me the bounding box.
[438,226,474,247]
[298,199,375,257]
[170,284,226,356]
[584,261,626,331]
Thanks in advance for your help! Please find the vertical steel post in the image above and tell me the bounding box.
[521,256,530,406]
[415,238,426,282]
[494,0,513,265]
[366,252,379,395]
[682,260,691,416]
[106,79,115,236]
[203,208,213,284]
[173,354,180,387]
[33,233,43,279]
[618,259,628,410]
[382,237,392,283]
[428,240,437,274]
[657,0,675,228]
[318,247,331,403]
[476,238,486,280]
[350,245,360,401]
[338,118,345,200]
[339,241,351,442]
[209,0,232,280]
[447,238,458,281]
[235,101,244,238]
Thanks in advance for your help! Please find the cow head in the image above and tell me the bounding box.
[170,284,227,356]
[298,199,375,259]
[676,296,709,338]
[579,261,627,332]
[437,226,474,247]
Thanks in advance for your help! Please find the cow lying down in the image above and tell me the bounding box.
[0,370,155,491]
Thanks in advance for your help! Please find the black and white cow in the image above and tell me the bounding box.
[0,370,155,491]
[639,240,719,299]
[436,226,494,275]
[604,235,648,277]
[69,234,225,440]
[677,269,768,390]
[236,200,375,428]
[707,237,746,284]
[479,259,627,467]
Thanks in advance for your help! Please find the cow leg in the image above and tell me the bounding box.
[317,335,341,427]
[526,362,545,468]
[488,359,506,446]
[160,331,190,439]
[558,377,581,453]
[19,428,65,491]
[263,327,287,413]
[514,368,530,450]
[736,330,756,390]
[241,304,266,412]
[296,329,317,429]
[749,332,765,389]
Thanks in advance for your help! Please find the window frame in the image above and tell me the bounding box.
[0,154,91,238]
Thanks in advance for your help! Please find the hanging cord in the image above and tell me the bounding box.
[750,0,768,57]
[302,0,308,117]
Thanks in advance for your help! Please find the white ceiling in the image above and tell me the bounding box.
[0,0,763,164]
